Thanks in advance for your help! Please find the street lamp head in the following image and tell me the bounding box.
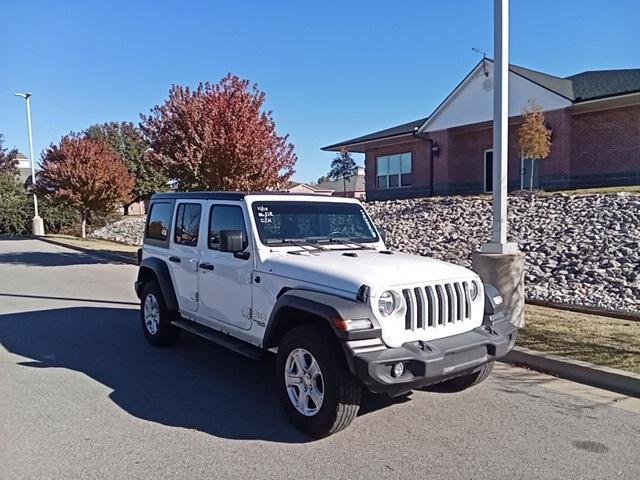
[15,92,32,99]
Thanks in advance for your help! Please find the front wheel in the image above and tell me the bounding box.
[276,325,361,438]
[140,281,180,346]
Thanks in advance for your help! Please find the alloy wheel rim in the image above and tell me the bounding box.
[285,348,324,416]
[144,294,160,335]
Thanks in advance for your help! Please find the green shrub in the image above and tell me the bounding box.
[0,171,118,236]
[0,173,31,235]
[40,200,81,235]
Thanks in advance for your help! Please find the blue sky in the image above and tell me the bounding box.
[1,0,638,182]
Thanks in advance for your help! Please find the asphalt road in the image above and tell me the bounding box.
[1,239,639,480]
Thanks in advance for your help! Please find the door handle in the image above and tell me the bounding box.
[169,256,181,263]
[199,262,214,271]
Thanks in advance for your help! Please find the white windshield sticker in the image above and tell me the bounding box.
[256,206,274,223]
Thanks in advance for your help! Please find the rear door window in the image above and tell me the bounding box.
[146,202,174,244]
[174,203,202,247]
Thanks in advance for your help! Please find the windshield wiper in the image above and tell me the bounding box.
[265,238,328,253]
[316,237,375,250]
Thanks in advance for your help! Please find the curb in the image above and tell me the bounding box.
[37,237,137,265]
[501,346,640,398]
[526,298,640,322]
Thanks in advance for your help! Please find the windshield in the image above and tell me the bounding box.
[251,201,379,245]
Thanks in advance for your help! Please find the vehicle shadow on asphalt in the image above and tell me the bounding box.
[0,251,130,267]
[0,306,407,443]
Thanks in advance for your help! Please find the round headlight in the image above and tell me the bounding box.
[378,290,397,316]
[469,281,479,301]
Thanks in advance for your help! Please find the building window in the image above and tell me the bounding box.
[376,153,412,189]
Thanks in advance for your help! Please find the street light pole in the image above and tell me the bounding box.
[15,92,45,236]
[481,0,517,254]
[492,0,508,248]
[472,0,524,328]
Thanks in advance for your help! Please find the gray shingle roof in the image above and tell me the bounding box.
[323,63,640,151]
[567,69,640,101]
[322,117,427,151]
[512,65,640,101]
[510,64,575,100]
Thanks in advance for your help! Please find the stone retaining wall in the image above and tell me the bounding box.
[90,192,640,314]
[367,192,639,314]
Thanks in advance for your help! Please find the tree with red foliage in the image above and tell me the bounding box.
[0,134,19,176]
[141,74,296,191]
[38,135,134,238]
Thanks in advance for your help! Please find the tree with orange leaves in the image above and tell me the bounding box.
[518,100,552,190]
[38,135,134,238]
[141,74,296,192]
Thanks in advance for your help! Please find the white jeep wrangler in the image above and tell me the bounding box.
[135,192,517,438]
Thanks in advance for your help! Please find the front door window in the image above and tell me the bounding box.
[197,203,253,330]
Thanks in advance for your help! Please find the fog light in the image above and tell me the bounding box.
[391,362,404,378]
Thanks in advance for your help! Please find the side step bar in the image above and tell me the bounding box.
[172,319,263,360]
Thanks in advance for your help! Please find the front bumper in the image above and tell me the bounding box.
[348,318,517,396]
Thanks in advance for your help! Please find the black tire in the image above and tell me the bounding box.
[140,281,180,346]
[433,361,494,393]
[276,325,361,438]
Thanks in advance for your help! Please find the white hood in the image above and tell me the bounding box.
[258,249,476,296]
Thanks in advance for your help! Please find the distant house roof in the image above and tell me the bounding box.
[323,63,640,151]
[318,172,366,193]
[285,181,334,195]
[16,152,28,159]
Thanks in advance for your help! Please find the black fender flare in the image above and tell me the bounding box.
[481,283,508,325]
[135,257,179,311]
[262,289,381,349]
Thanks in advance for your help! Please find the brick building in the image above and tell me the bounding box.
[323,60,640,200]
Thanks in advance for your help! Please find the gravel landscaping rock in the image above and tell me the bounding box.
[90,216,146,246]
[367,192,640,314]
[90,192,640,314]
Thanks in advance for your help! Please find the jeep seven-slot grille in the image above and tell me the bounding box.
[402,281,472,331]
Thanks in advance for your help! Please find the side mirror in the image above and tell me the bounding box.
[377,225,387,243]
[219,230,245,253]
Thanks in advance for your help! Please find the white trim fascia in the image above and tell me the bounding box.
[570,91,640,114]
[419,61,573,134]
[418,63,485,134]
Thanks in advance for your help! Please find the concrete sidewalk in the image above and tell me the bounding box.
[503,346,640,398]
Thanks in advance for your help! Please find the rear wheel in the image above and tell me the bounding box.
[276,325,361,438]
[140,281,180,346]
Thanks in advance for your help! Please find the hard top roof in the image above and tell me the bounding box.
[150,191,356,201]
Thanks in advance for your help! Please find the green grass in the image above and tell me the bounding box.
[44,235,138,261]
[519,304,640,374]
